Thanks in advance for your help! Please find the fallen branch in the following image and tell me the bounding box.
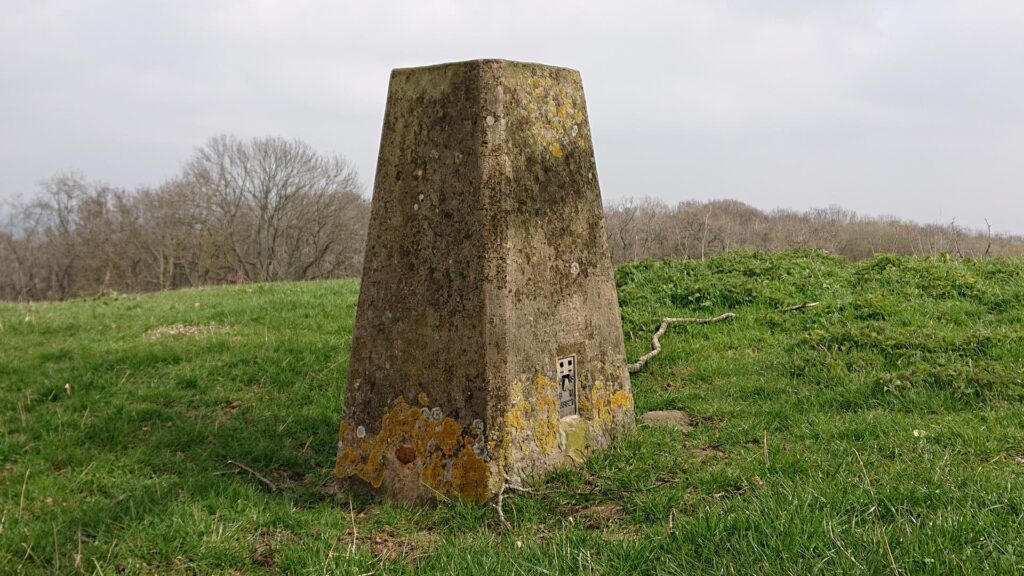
[627,302,822,374]
[627,313,736,374]
[347,496,357,557]
[494,483,512,530]
[493,477,536,530]
[778,301,819,312]
[227,459,277,493]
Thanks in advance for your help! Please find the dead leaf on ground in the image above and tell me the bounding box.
[712,484,747,500]
[570,502,624,529]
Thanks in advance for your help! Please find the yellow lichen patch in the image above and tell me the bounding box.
[550,142,563,159]
[584,381,612,429]
[611,390,633,413]
[335,396,490,501]
[533,375,560,453]
[501,375,560,458]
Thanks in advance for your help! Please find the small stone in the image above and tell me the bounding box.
[640,410,694,432]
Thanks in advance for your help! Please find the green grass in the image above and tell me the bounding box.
[2,250,1023,574]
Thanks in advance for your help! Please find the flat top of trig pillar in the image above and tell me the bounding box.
[391,58,581,76]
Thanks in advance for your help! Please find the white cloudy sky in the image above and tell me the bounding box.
[2,0,1023,232]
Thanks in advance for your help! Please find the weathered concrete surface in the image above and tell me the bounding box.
[336,60,634,503]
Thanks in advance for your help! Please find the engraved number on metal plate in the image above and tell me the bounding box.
[557,355,578,417]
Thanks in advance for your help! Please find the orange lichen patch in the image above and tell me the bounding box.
[334,446,359,478]
[550,142,563,158]
[435,419,464,456]
[451,439,489,502]
[335,396,490,501]
[421,452,446,491]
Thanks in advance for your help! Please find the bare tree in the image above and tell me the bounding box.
[184,135,366,283]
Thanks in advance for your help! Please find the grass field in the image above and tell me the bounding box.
[2,250,1024,574]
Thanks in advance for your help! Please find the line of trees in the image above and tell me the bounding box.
[0,135,369,301]
[603,198,1024,265]
[2,136,1022,302]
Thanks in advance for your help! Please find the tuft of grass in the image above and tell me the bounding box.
[2,251,1024,574]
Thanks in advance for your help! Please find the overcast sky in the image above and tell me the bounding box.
[2,1,1022,232]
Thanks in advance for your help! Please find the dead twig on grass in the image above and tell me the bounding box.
[627,313,736,374]
[779,301,819,312]
[494,483,512,530]
[347,496,357,558]
[493,477,537,530]
[227,460,277,493]
[763,430,770,469]
[627,301,821,374]
[853,449,899,575]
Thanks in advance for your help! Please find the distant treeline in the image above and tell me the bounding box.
[0,135,369,302]
[604,198,1024,265]
[2,136,1022,301]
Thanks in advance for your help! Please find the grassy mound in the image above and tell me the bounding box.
[2,251,1023,574]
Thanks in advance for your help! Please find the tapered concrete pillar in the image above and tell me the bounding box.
[335,59,634,503]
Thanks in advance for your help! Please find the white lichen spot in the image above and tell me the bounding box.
[413,203,419,211]
[420,407,430,419]
[571,124,579,137]
[472,419,485,433]
[474,441,488,458]
[430,407,443,420]
[570,262,580,275]
[414,168,424,179]
[356,425,366,439]
[485,115,495,126]
[418,193,424,201]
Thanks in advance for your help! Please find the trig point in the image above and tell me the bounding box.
[335,59,635,503]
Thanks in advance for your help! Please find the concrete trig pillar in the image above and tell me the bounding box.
[336,59,635,503]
